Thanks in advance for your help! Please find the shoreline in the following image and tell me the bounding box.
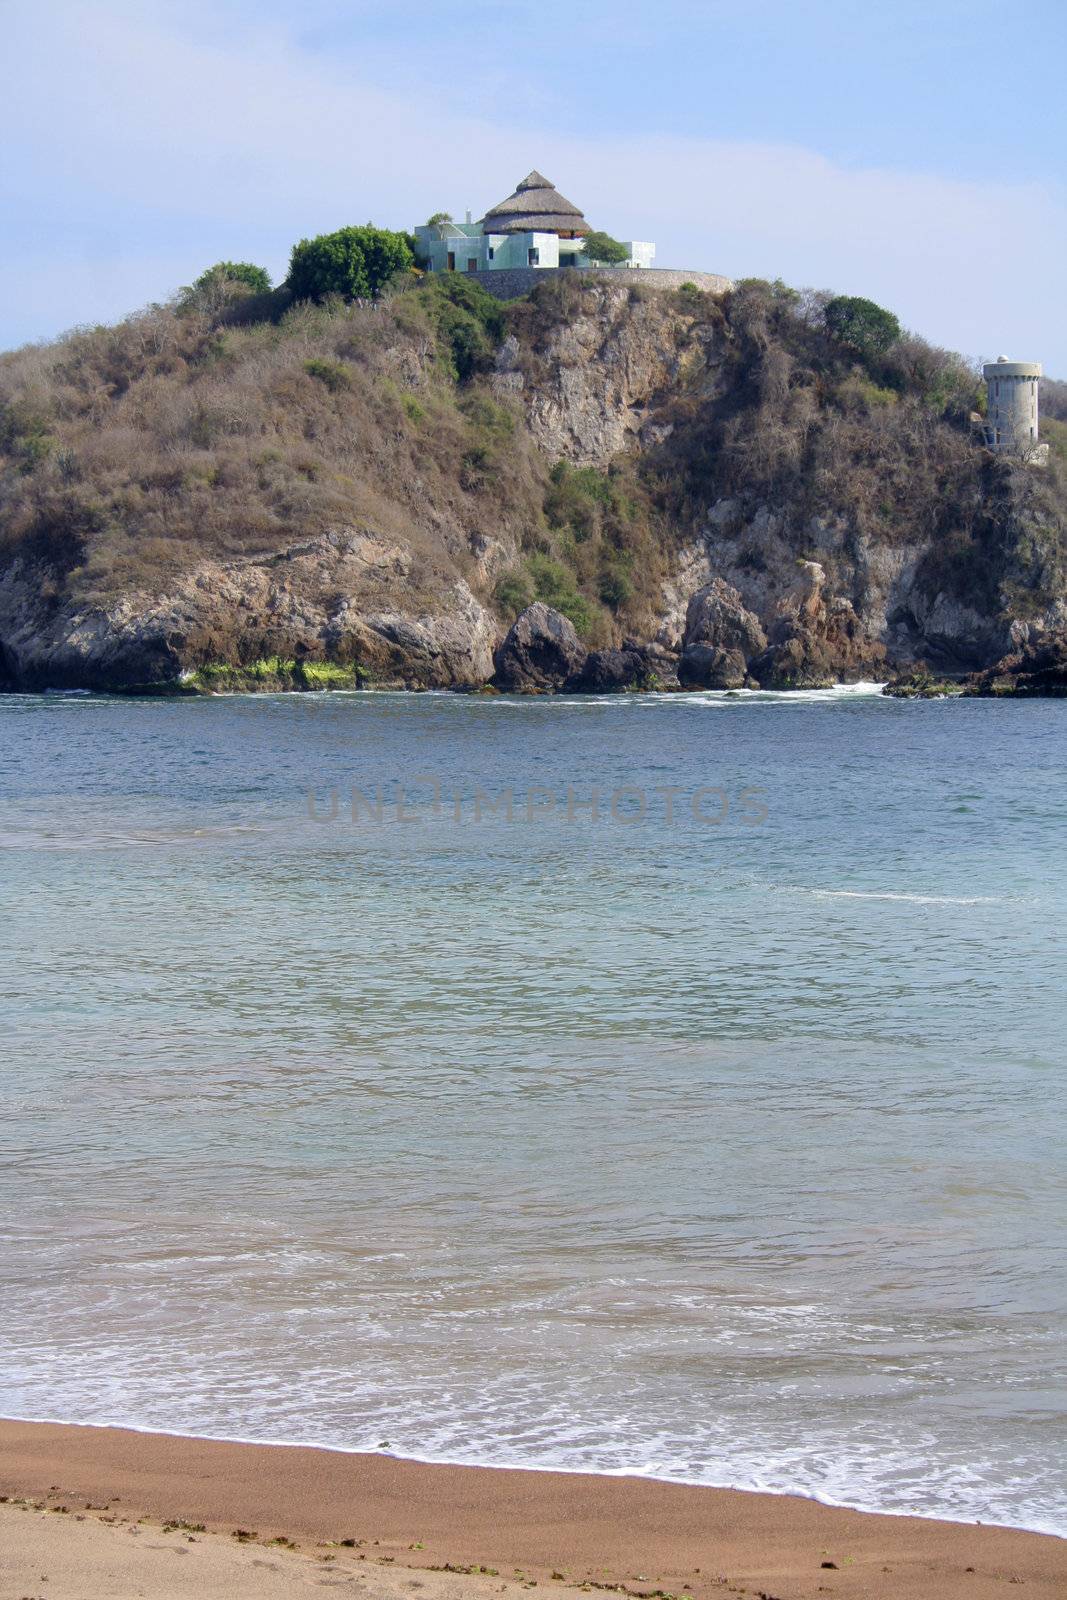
[2,1419,1065,1600]
[2,1411,1062,1540]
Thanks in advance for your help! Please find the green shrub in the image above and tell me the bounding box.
[304,358,352,393]
[460,444,499,489]
[835,374,899,414]
[526,553,591,633]
[495,569,534,618]
[461,392,514,440]
[733,277,800,308]
[545,460,615,540]
[0,401,55,471]
[415,275,506,381]
[288,225,414,303]
[598,565,633,610]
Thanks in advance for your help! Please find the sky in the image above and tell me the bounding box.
[2,0,1065,370]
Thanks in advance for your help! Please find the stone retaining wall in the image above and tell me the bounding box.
[463,266,734,302]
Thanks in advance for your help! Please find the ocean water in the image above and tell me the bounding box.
[1,686,1065,1534]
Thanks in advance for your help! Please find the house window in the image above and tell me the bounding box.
[467,258,478,273]
[447,252,455,272]
[488,246,495,260]
[528,247,540,266]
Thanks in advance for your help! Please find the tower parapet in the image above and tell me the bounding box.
[983,356,1048,463]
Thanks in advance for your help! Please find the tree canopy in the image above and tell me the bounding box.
[288,226,414,302]
[582,230,629,264]
[196,261,272,294]
[426,211,453,225]
[178,261,272,311]
[824,295,902,359]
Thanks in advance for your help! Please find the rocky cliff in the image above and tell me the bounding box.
[1,272,1064,692]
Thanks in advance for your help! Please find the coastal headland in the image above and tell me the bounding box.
[3,268,1066,698]
[1,1420,1065,1600]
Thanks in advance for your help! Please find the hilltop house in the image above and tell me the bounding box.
[413,171,655,276]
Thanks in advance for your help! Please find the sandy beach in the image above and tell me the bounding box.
[1,1420,1064,1600]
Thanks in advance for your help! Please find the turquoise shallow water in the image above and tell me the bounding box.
[1,687,1065,1532]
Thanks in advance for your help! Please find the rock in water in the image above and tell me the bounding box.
[678,578,766,687]
[570,646,651,692]
[493,603,588,692]
[966,629,1067,697]
[678,643,750,689]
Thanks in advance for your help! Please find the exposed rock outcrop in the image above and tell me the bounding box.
[749,561,885,688]
[493,603,587,692]
[678,645,749,689]
[965,629,1067,697]
[569,643,656,693]
[502,282,711,468]
[882,667,964,698]
[0,531,497,691]
[678,578,766,687]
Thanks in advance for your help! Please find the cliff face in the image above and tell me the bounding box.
[500,278,1067,684]
[1,274,1064,691]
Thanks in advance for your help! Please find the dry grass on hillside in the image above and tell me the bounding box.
[3,271,1066,651]
[0,284,548,609]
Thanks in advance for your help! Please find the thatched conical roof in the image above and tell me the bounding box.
[481,171,590,236]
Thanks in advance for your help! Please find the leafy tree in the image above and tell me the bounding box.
[177,261,273,314]
[193,261,272,294]
[824,295,901,359]
[582,230,629,264]
[426,211,453,226]
[288,225,414,302]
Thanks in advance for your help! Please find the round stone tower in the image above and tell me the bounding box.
[983,355,1042,456]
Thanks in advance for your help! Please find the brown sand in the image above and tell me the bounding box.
[0,1419,1064,1600]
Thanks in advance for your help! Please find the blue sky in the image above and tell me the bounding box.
[2,0,1065,369]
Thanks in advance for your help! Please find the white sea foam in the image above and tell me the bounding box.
[806,888,1004,906]
[2,1403,1064,1539]
[745,878,1010,907]
[669,681,889,706]
[463,682,890,708]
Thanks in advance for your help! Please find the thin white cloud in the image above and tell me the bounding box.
[3,0,1065,369]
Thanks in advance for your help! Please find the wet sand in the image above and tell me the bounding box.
[1,1419,1064,1600]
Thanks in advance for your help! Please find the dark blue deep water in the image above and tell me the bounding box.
[1,686,1065,1532]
